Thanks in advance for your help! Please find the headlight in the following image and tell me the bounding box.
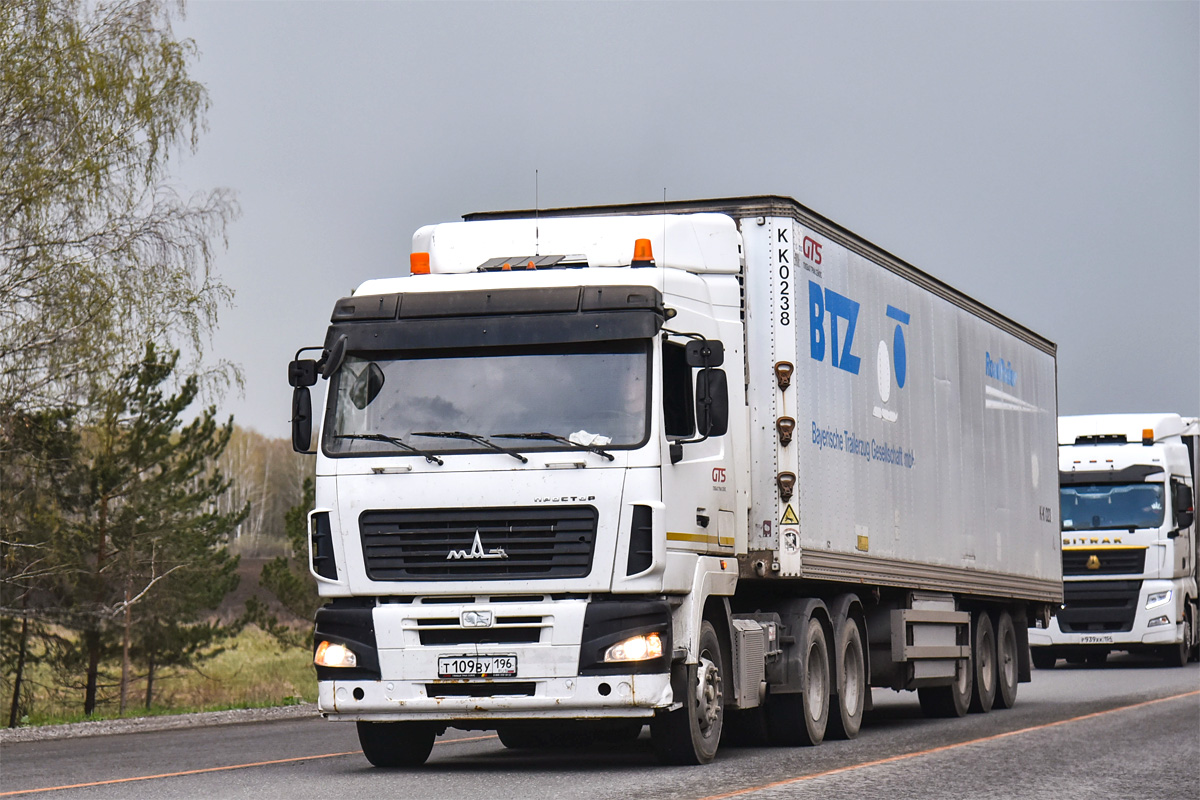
[1146,590,1173,610]
[603,632,664,663]
[314,640,358,668]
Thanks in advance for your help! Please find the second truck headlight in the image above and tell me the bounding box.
[603,632,664,663]
[314,640,358,668]
[1145,590,1173,610]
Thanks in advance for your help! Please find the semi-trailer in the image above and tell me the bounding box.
[287,195,1061,765]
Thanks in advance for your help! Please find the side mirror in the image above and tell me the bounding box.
[695,368,728,437]
[1175,510,1194,534]
[685,339,724,368]
[1173,484,1193,513]
[292,387,314,453]
[289,359,318,388]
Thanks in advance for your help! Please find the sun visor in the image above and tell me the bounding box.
[410,213,741,275]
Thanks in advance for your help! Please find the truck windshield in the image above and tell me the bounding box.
[1060,482,1165,531]
[323,341,650,457]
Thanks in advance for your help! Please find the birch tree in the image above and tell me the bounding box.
[0,0,238,411]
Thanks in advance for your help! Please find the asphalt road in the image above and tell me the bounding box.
[2,652,1197,800]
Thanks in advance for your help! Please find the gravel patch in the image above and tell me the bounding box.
[0,703,319,744]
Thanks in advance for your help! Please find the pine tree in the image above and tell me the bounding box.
[245,478,321,647]
[71,344,246,715]
[0,407,84,726]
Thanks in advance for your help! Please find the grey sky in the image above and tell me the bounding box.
[173,1,1199,437]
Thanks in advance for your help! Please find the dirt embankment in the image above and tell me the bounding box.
[213,556,309,626]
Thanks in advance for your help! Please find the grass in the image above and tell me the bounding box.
[7,626,316,728]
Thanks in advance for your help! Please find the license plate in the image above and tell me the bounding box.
[1080,635,1114,644]
[438,654,517,678]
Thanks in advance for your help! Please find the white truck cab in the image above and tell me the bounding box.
[1030,413,1199,667]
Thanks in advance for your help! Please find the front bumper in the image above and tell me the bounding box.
[1029,579,1184,648]
[318,673,672,721]
[313,595,674,722]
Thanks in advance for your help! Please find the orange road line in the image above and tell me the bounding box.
[698,689,1200,800]
[0,733,498,797]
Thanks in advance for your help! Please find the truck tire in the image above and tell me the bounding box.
[1030,648,1057,670]
[969,610,996,714]
[652,620,724,764]
[993,610,1019,709]
[497,725,553,749]
[918,655,973,718]
[766,614,830,746]
[827,603,865,740]
[356,721,436,767]
[1163,609,1193,668]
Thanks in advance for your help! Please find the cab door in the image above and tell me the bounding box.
[659,308,737,565]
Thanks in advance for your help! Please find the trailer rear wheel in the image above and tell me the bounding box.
[827,608,865,740]
[918,655,973,718]
[356,721,436,767]
[766,614,830,746]
[969,610,996,713]
[993,610,1019,709]
[652,620,724,764]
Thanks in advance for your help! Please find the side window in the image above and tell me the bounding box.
[662,342,694,438]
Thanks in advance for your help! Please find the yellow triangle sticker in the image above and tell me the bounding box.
[780,504,799,525]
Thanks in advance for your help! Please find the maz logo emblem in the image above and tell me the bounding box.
[447,531,509,561]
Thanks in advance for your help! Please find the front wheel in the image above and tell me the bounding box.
[1163,609,1193,668]
[356,721,436,767]
[1031,648,1057,670]
[652,620,725,764]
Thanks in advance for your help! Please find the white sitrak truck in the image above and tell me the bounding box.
[287,196,1061,766]
[1030,413,1198,667]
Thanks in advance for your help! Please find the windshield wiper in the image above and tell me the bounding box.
[412,431,529,463]
[335,433,444,466]
[492,432,615,461]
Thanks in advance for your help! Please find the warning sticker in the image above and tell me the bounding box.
[780,505,799,525]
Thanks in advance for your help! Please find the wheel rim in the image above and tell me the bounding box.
[695,652,722,736]
[999,626,1017,687]
[979,630,995,694]
[806,635,828,721]
[842,633,863,712]
[956,657,970,695]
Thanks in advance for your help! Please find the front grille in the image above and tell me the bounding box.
[360,506,597,581]
[1063,548,1147,576]
[416,616,546,646]
[1058,580,1141,633]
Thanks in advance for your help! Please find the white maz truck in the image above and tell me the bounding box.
[1030,413,1198,668]
[287,196,1061,766]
